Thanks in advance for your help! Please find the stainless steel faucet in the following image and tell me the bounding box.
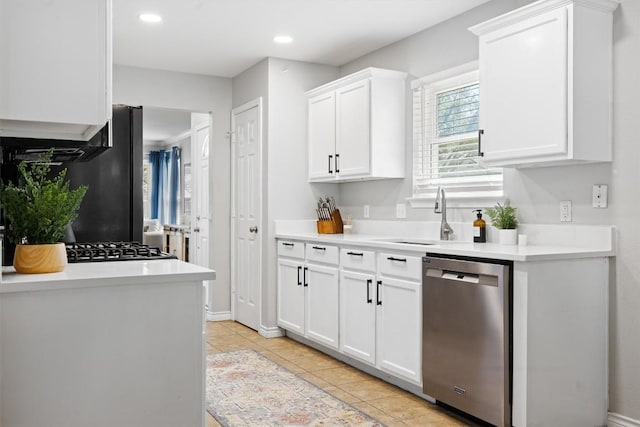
[434,186,454,240]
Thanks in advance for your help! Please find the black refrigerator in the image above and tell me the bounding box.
[57,105,143,243]
[1,105,143,264]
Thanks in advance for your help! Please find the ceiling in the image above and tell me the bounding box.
[143,107,191,144]
[113,0,491,78]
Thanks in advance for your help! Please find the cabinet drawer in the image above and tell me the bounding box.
[378,252,422,281]
[340,248,376,272]
[306,244,339,265]
[277,240,305,259]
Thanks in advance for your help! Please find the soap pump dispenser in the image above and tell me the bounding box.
[473,209,487,243]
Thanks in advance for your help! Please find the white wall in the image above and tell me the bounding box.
[232,58,338,330]
[113,65,233,315]
[337,0,639,420]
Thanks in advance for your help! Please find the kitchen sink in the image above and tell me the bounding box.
[374,238,437,246]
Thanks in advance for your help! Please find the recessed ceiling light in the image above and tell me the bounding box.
[139,13,162,23]
[273,35,293,44]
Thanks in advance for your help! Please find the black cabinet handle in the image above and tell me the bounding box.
[478,129,484,157]
[387,256,407,263]
[282,242,294,247]
[366,279,372,304]
[335,153,340,173]
[328,155,333,174]
[297,266,302,286]
[304,267,308,287]
[312,246,326,251]
[376,280,382,306]
[346,251,363,257]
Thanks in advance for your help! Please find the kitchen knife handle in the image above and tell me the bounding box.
[478,129,484,157]
[335,154,340,173]
[328,155,333,174]
[366,279,372,304]
[297,266,302,286]
[387,256,407,263]
[376,280,382,306]
[346,251,363,257]
[304,267,308,287]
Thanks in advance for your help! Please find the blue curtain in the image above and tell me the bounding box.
[169,146,181,224]
[149,151,161,219]
[149,148,180,225]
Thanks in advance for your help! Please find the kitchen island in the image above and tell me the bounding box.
[0,259,214,427]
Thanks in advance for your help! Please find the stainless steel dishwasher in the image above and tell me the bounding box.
[422,254,511,427]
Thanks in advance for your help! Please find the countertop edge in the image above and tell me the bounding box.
[0,260,216,294]
[275,232,615,262]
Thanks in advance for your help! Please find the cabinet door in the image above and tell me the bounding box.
[277,258,305,334]
[340,270,376,364]
[376,276,422,384]
[308,92,336,181]
[335,79,371,178]
[479,7,568,162]
[0,0,110,133]
[306,264,340,349]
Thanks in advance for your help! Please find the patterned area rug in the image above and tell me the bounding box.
[206,349,384,426]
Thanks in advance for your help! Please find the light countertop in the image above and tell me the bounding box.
[275,231,615,262]
[0,259,215,293]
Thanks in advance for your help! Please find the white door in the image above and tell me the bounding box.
[307,92,336,181]
[376,276,422,384]
[191,121,212,309]
[340,270,376,364]
[305,263,340,349]
[232,100,261,331]
[479,7,568,162]
[335,79,371,178]
[276,258,305,334]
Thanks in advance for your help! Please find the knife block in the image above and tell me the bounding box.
[317,209,344,234]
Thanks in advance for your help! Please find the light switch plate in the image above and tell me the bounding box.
[592,184,608,208]
[396,203,406,219]
[363,205,370,219]
[560,200,572,222]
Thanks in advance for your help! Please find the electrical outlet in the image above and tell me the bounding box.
[363,204,370,219]
[396,203,406,219]
[560,200,572,222]
[592,184,608,208]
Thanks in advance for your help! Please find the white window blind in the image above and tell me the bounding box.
[413,67,502,199]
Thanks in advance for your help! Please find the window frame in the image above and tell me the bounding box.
[410,61,503,206]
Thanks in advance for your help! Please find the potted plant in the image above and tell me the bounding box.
[486,201,519,245]
[0,150,87,273]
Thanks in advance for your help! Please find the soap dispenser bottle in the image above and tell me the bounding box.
[473,209,487,243]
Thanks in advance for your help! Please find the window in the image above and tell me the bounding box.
[412,63,502,200]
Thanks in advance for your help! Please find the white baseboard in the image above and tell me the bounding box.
[609,412,640,427]
[259,325,284,338]
[207,311,231,321]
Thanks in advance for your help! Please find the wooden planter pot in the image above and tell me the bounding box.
[14,243,68,274]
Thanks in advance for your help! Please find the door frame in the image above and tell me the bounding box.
[190,116,215,317]
[230,97,263,331]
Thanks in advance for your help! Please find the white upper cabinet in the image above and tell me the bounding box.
[306,68,407,182]
[0,0,112,140]
[469,0,619,167]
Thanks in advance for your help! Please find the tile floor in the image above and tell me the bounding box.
[206,320,474,427]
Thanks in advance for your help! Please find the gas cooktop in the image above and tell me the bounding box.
[66,242,176,263]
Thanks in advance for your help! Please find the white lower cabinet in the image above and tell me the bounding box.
[340,270,376,364]
[278,240,422,386]
[305,264,339,349]
[376,276,422,384]
[276,258,305,334]
[277,241,339,349]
